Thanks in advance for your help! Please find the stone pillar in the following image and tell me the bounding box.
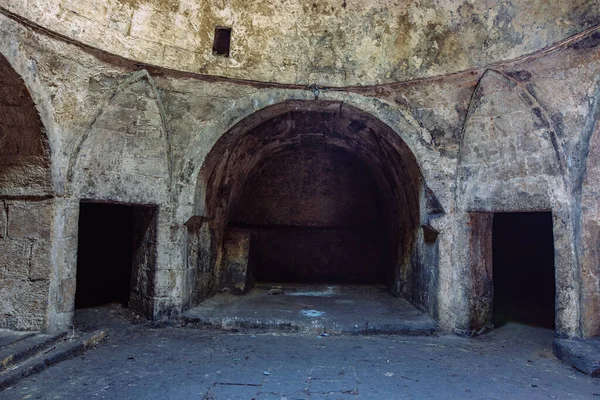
[220,227,252,294]
[441,211,472,335]
[46,197,80,333]
[552,205,581,338]
[150,206,185,320]
[466,212,494,332]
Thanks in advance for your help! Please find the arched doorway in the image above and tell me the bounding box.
[0,54,54,330]
[190,101,433,314]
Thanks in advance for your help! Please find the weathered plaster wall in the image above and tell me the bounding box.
[3,0,600,86]
[1,6,600,338]
[449,33,600,336]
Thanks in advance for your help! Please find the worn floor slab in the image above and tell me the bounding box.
[0,332,68,372]
[553,338,600,376]
[0,331,35,350]
[2,319,600,399]
[183,285,437,335]
[0,329,108,390]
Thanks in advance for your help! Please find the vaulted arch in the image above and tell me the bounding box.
[186,100,441,316]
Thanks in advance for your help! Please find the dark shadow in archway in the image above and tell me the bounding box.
[232,141,389,284]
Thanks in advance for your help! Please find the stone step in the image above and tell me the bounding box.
[0,331,36,349]
[553,338,600,376]
[182,287,438,336]
[0,329,108,391]
[0,331,68,372]
[182,312,437,336]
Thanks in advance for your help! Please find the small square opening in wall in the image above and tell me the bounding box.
[213,26,232,57]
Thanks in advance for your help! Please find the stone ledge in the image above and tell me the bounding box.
[553,338,600,376]
[0,329,108,390]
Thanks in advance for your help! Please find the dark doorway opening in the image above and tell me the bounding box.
[75,203,134,308]
[492,212,555,329]
[75,202,158,310]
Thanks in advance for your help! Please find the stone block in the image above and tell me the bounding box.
[4,0,27,13]
[151,296,180,320]
[154,269,180,298]
[55,278,76,314]
[46,311,73,333]
[553,338,600,376]
[0,201,6,239]
[7,201,54,240]
[127,38,165,65]
[29,239,52,281]
[220,228,251,294]
[107,2,134,35]
[61,0,108,22]
[53,237,79,281]
[55,199,80,240]
[0,239,31,279]
[0,279,49,331]
[164,45,196,70]
[165,225,187,271]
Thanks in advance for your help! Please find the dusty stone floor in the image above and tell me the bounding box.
[0,331,35,348]
[1,306,600,399]
[183,285,436,335]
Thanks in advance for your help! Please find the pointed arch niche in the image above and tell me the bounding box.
[187,101,442,317]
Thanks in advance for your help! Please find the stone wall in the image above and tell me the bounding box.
[0,200,54,330]
[1,6,600,338]
[69,70,171,204]
[0,52,56,331]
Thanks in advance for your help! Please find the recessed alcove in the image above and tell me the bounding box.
[191,101,438,318]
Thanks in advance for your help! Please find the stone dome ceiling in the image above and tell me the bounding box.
[5,0,599,86]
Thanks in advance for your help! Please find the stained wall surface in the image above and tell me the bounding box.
[4,0,600,85]
[1,2,600,338]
